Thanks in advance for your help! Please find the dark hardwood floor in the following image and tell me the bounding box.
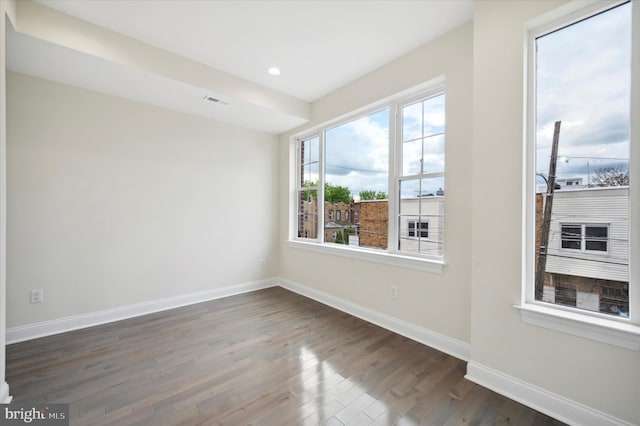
[6,287,564,425]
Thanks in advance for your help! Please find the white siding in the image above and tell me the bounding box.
[398,196,444,256]
[545,187,629,282]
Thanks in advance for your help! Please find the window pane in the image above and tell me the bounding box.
[301,136,319,185]
[534,3,630,317]
[419,222,429,238]
[561,240,581,250]
[585,240,607,252]
[423,134,445,175]
[398,178,443,256]
[325,109,389,249]
[402,102,422,142]
[560,225,581,250]
[297,136,320,240]
[401,94,446,178]
[561,225,581,238]
[585,226,607,239]
[405,218,418,238]
[423,94,445,137]
[402,138,422,176]
[297,190,318,239]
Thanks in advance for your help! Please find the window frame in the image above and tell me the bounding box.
[407,220,429,239]
[520,0,640,351]
[560,223,609,253]
[289,79,446,274]
[395,92,446,258]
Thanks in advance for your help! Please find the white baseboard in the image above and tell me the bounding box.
[277,277,471,362]
[6,279,277,344]
[465,362,634,426]
[0,381,11,403]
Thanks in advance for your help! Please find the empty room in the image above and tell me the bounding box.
[0,0,638,425]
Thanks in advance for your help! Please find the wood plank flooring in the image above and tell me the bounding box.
[6,287,565,425]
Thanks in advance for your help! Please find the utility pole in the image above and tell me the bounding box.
[535,121,561,300]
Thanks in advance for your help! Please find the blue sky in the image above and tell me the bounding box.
[323,94,446,200]
[324,108,390,199]
[536,2,631,185]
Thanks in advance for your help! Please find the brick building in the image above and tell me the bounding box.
[358,200,388,249]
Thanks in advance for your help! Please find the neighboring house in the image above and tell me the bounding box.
[298,194,318,239]
[325,201,351,226]
[358,200,388,249]
[299,195,445,256]
[537,177,585,193]
[398,196,445,257]
[541,187,629,315]
[323,221,346,243]
[297,197,355,242]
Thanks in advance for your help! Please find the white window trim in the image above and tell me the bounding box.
[516,303,640,351]
[288,240,444,274]
[520,0,640,350]
[289,77,446,273]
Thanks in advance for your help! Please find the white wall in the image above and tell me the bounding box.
[471,1,639,424]
[6,72,279,328]
[279,23,473,346]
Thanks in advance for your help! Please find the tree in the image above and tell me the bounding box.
[344,226,355,245]
[301,181,351,203]
[302,181,317,201]
[359,190,387,200]
[335,231,344,244]
[591,166,629,187]
[325,183,351,203]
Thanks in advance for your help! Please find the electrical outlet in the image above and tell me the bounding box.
[390,286,398,298]
[30,289,44,304]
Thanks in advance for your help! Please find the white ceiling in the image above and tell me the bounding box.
[7,0,473,133]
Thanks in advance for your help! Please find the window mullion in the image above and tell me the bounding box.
[389,104,399,253]
[318,131,325,242]
[629,0,639,324]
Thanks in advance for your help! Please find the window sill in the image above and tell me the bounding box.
[516,303,640,351]
[287,240,444,274]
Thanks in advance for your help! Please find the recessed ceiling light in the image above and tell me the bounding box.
[267,67,281,76]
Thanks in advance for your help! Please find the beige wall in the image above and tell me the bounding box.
[6,72,279,327]
[1,0,17,404]
[471,1,639,423]
[279,22,474,345]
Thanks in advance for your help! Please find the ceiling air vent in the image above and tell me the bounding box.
[203,95,229,106]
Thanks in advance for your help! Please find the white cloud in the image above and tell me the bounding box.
[535,3,631,181]
[325,109,390,197]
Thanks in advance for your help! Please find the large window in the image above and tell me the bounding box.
[529,2,632,319]
[294,89,445,267]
